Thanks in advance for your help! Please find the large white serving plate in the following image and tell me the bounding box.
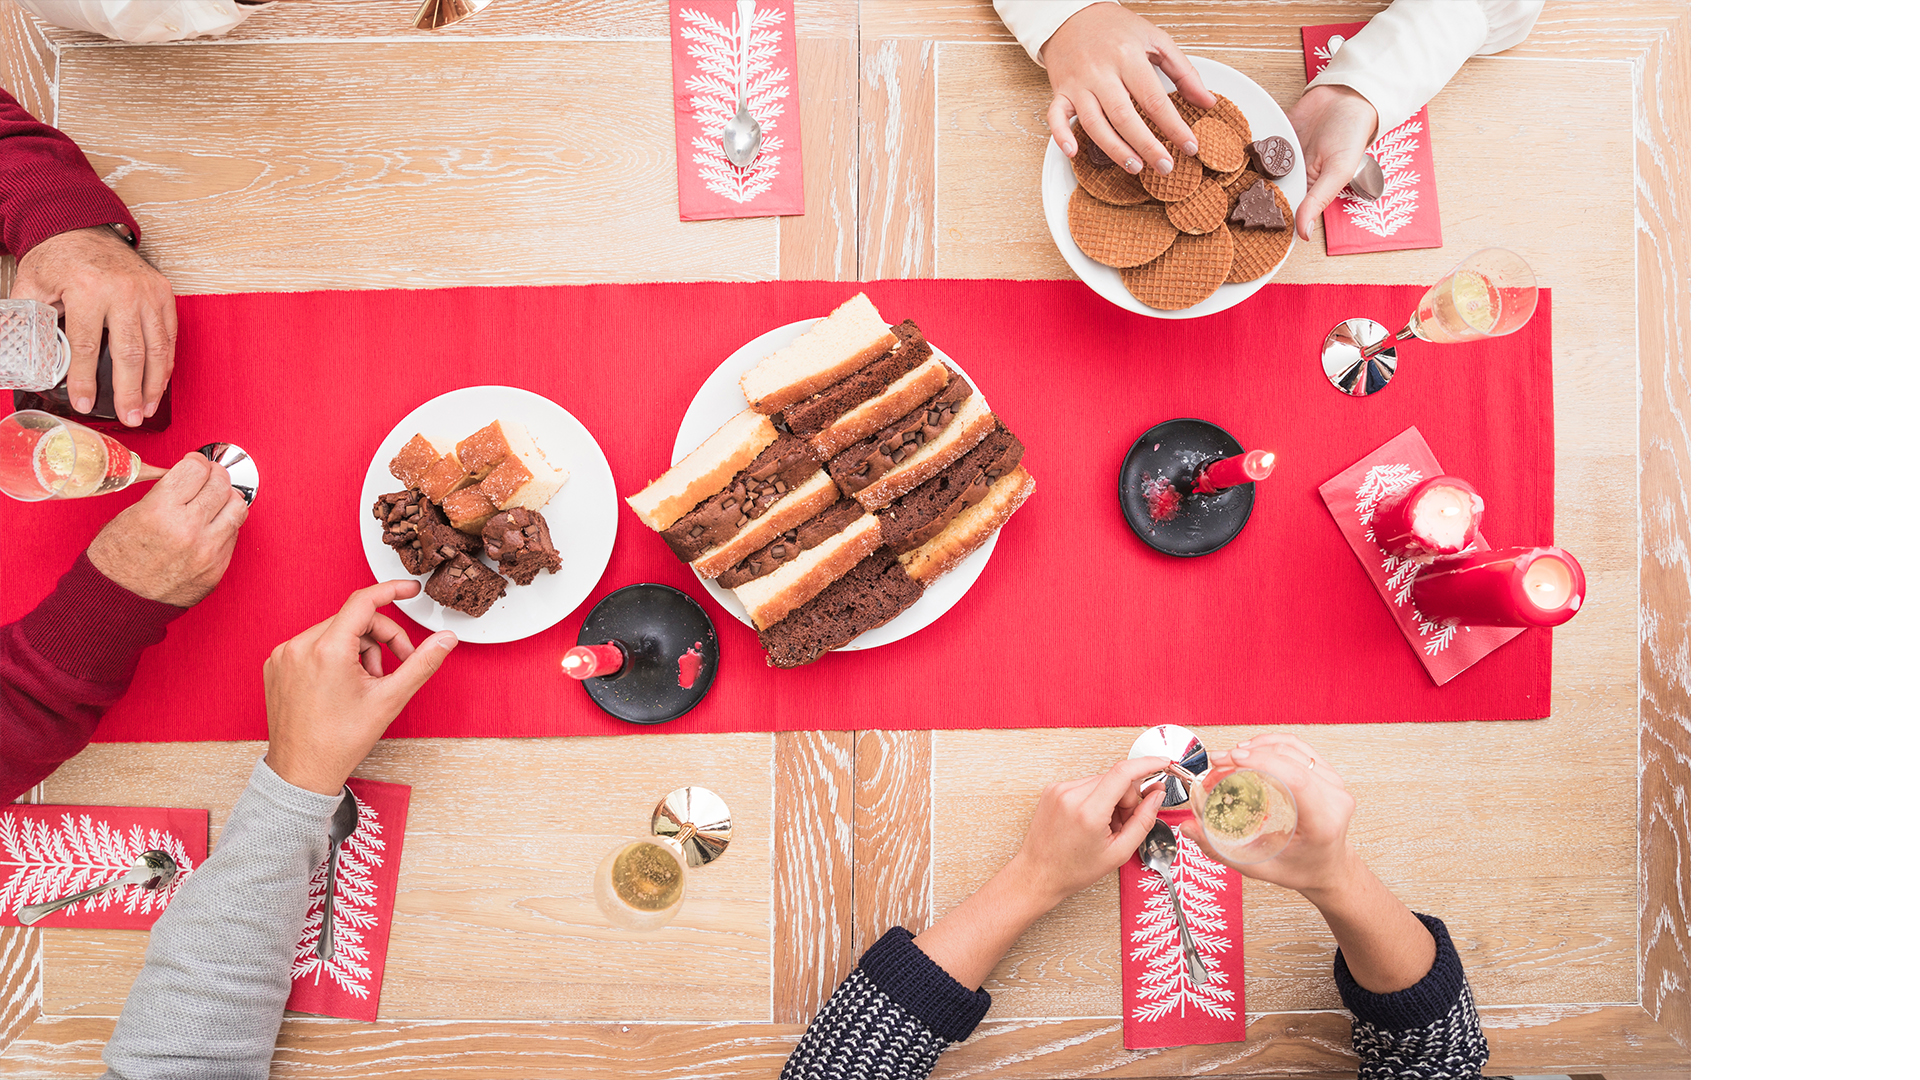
[359,385,619,644]
[674,319,997,652]
[1041,55,1306,320]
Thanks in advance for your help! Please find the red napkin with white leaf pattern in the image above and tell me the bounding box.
[1302,23,1443,255]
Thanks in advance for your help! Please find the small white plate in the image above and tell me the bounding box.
[359,385,619,644]
[672,319,997,652]
[1040,55,1306,320]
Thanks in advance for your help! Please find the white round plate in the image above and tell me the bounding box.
[359,385,619,644]
[1041,55,1306,320]
[673,319,997,652]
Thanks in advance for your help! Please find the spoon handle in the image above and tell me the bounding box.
[317,844,343,960]
[1158,871,1210,986]
[17,867,147,925]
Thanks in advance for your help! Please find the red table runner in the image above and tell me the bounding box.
[0,280,1553,741]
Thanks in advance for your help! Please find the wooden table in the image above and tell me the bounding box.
[0,2,1690,1076]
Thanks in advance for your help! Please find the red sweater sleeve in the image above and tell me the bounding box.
[0,86,141,257]
[1,554,182,802]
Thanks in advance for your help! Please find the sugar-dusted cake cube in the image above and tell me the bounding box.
[442,486,497,534]
[390,434,454,490]
[474,424,570,511]
[456,420,525,482]
[417,452,477,502]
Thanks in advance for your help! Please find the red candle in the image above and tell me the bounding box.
[1411,546,1586,628]
[1192,450,1276,495]
[1374,476,1483,557]
[562,643,626,680]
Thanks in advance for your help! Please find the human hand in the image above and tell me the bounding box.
[1285,84,1380,242]
[1180,733,1360,897]
[262,581,458,795]
[1004,755,1169,907]
[1039,1,1214,175]
[10,225,176,427]
[86,452,247,607]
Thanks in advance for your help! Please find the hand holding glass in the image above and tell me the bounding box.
[1,410,260,504]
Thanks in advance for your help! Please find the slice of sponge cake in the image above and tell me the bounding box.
[628,409,778,531]
[734,514,883,630]
[898,465,1035,584]
[739,293,897,415]
[475,422,570,511]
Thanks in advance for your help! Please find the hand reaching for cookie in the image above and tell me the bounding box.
[1039,1,1213,176]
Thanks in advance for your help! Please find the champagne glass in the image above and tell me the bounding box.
[1193,766,1297,866]
[593,787,732,932]
[0,410,261,504]
[1320,248,1539,397]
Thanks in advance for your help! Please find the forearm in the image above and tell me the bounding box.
[995,0,1106,66]
[912,857,1058,990]
[1299,851,1434,994]
[1305,0,1543,138]
[101,760,338,1080]
[0,89,140,256]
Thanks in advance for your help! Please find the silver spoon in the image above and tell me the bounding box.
[317,787,360,961]
[720,0,764,167]
[16,850,178,925]
[1348,153,1386,201]
[1138,819,1209,986]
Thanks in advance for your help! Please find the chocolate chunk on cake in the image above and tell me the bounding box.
[482,507,563,586]
[758,553,925,668]
[372,488,478,575]
[717,498,868,588]
[628,409,779,532]
[424,552,507,617]
[735,513,883,630]
[661,433,824,561]
[880,426,1025,552]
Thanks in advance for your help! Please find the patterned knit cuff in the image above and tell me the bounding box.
[857,926,994,1043]
[19,553,185,686]
[1333,912,1466,1032]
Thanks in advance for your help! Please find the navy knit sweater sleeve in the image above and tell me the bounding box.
[1334,912,1491,1079]
[781,927,991,1080]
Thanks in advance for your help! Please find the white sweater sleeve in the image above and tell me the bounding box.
[1305,0,1544,138]
[994,0,1108,66]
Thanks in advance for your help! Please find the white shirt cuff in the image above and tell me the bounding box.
[995,0,1110,67]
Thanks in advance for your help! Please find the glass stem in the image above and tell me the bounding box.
[1358,323,1417,361]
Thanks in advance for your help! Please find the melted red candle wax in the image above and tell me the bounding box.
[1143,475,1182,523]
[678,644,704,689]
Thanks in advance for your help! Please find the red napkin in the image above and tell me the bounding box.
[1302,23,1443,255]
[671,0,804,220]
[1120,810,1245,1050]
[0,805,206,929]
[285,778,410,1021]
[1319,426,1525,685]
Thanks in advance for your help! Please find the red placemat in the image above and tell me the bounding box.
[0,280,1552,741]
[671,0,803,220]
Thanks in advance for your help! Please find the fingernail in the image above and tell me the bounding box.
[123,411,142,427]
[1183,140,1198,156]
[1063,138,1077,156]
[73,396,92,413]
[434,632,459,649]
[1231,748,1250,761]
[1156,158,1174,175]
[144,401,158,418]
[1124,157,1142,173]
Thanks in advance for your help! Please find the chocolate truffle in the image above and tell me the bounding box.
[1248,135,1295,180]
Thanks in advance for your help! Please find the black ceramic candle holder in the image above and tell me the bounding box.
[575,584,719,725]
[1117,418,1256,558]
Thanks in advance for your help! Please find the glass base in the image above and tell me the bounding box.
[1321,318,1398,397]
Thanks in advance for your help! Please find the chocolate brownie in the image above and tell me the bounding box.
[372,489,478,575]
[482,507,564,586]
[716,498,867,589]
[758,553,925,668]
[880,426,1025,552]
[661,433,822,561]
[827,372,974,497]
[424,552,507,617]
[779,320,932,437]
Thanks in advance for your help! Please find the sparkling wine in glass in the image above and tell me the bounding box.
[0,409,156,502]
[1320,248,1540,397]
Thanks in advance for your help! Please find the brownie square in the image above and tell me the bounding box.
[424,552,507,617]
[481,507,564,586]
[372,489,477,575]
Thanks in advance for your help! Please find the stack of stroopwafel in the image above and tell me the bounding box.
[1064,92,1296,311]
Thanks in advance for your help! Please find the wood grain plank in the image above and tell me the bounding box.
[34,738,775,1023]
[852,730,930,956]
[780,36,858,281]
[771,730,853,1025]
[0,0,57,298]
[0,1002,1689,1077]
[857,37,935,279]
[1630,6,1692,1057]
[0,926,38,1056]
[55,42,780,295]
[28,0,862,44]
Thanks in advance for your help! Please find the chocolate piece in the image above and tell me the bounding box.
[1230,182,1291,230]
[779,321,932,437]
[661,433,822,561]
[880,426,1025,552]
[826,371,974,496]
[481,506,564,586]
[424,552,507,617]
[716,498,867,589]
[1249,135,1294,180]
[758,553,925,668]
[372,488,477,575]
[1078,134,1114,168]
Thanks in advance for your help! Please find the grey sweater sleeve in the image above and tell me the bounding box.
[101,759,341,1080]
